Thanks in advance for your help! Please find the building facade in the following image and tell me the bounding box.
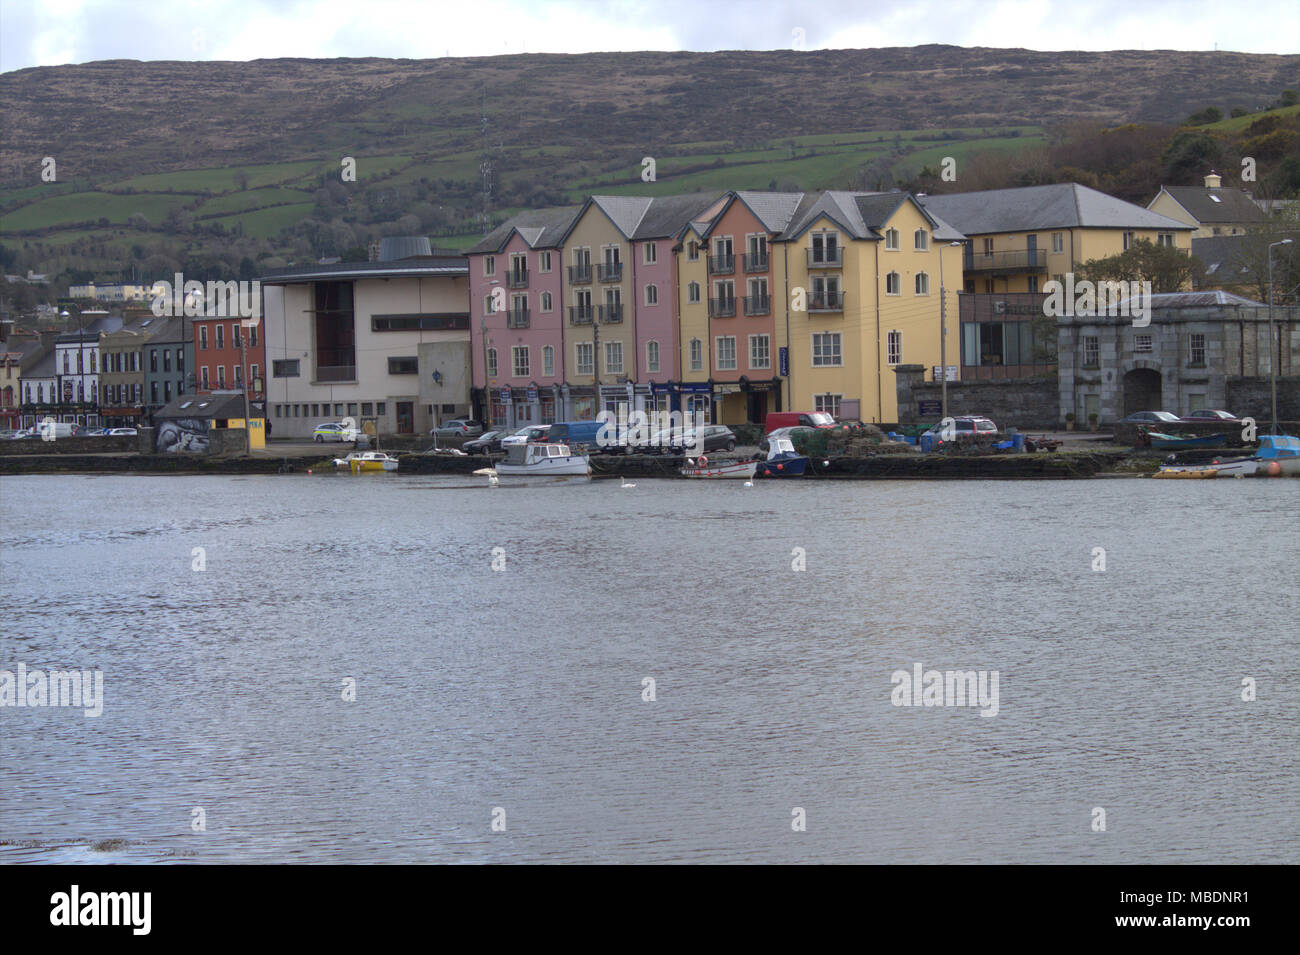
[1148,172,1268,238]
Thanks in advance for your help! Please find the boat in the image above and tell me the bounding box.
[1151,434,1300,478]
[755,437,810,478]
[1140,428,1227,450]
[492,442,590,479]
[335,451,399,473]
[1151,464,1221,479]
[680,457,757,479]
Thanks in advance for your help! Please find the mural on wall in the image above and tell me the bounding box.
[156,417,211,453]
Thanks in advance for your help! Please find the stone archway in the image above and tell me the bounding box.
[1122,367,1162,417]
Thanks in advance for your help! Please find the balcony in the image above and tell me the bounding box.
[709,297,737,318]
[568,264,593,284]
[569,306,594,325]
[744,295,770,316]
[708,254,735,275]
[507,307,530,329]
[507,268,528,289]
[963,249,1048,274]
[743,252,769,272]
[597,262,623,283]
[808,291,845,313]
[598,304,623,324]
[807,247,843,268]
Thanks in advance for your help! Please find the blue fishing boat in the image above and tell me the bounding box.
[1141,428,1227,450]
[755,437,810,477]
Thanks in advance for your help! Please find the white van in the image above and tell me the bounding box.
[38,421,81,439]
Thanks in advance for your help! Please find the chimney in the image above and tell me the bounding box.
[1204,171,1222,188]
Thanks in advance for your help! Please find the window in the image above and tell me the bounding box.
[512,346,530,378]
[150,351,157,373]
[376,402,386,415]
[1083,336,1099,368]
[250,325,258,348]
[216,325,224,349]
[914,228,929,250]
[575,342,594,376]
[915,272,930,295]
[886,272,901,295]
[250,364,258,384]
[539,251,552,272]
[177,348,184,373]
[234,364,243,386]
[347,402,358,417]
[982,238,994,255]
[749,334,770,370]
[360,402,372,416]
[216,366,226,388]
[715,336,737,371]
[887,330,903,365]
[272,359,300,377]
[486,348,498,378]
[1158,232,1174,248]
[1134,334,1153,353]
[201,366,209,389]
[233,325,241,349]
[484,294,498,315]
[541,292,553,312]
[1123,231,1135,251]
[689,338,703,372]
[647,341,660,373]
[814,394,842,417]
[645,284,658,306]
[688,281,701,304]
[604,341,623,374]
[388,356,418,375]
[812,332,842,366]
[1189,333,1206,366]
[643,243,657,265]
[163,350,171,373]
[484,255,496,276]
[1027,275,1039,293]
[163,381,172,402]
[884,228,899,250]
[687,240,700,261]
[540,345,554,377]
[1052,232,1064,253]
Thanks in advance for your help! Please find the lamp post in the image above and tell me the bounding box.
[1267,238,1293,436]
[937,241,963,419]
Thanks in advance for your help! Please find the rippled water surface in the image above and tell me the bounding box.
[1,473,1297,863]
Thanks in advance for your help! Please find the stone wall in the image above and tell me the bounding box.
[893,365,1060,428]
[0,435,138,455]
[1225,375,1300,421]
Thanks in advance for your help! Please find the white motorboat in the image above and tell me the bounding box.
[492,442,590,479]
[334,451,400,473]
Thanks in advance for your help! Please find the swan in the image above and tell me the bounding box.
[743,480,753,487]
[620,476,636,488]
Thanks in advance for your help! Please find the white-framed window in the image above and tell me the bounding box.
[689,338,703,372]
[812,332,842,367]
[814,393,842,417]
[199,326,208,349]
[645,284,658,306]
[1134,334,1153,353]
[484,294,497,315]
[646,340,660,373]
[251,364,259,384]
[749,334,770,370]
[539,251,552,272]
[542,345,555,377]
[914,228,929,250]
[1157,232,1174,248]
[643,243,657,265]
[688,281,701,304]
[604,341,623,374]
[915,272,930,295]
[886,272,901,295]
[888,330,903,365]
[575,342,594,376]
[1083,336,1099,368]
[715,336,737,371]
[541,291,553,312]
[1052,232,1064,253]
[1189,333,1206,366]
[486,347,498,378]
[216,365,226,388]
[1123,231,1135,251]
[687,240,700,261]
[200,366,209,389]
[216,325,224,349]
[512,345,529,378]
[484,255,496,276]
[884,228,899,250]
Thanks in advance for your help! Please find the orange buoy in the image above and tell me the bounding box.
[1267,461,1282,477]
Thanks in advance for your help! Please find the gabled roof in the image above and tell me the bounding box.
[155,392,265,419]
[591,195,655,237]
[920,183,1193,235]
[776,190,964,243]
[466,206,582,255]
[1153,186,1267,225]
[631,193,725,239]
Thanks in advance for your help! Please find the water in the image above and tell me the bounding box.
[1,473,1297,864]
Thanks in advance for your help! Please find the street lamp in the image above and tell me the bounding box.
[937,241,963,419]
[1267,238,1293,435]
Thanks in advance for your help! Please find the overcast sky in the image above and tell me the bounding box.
[2,0,1298,71]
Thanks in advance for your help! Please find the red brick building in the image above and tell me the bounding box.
[192,315,266,399]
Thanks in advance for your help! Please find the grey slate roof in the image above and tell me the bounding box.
[466,206,582,254]
[1192,235,1253,279]
[156,392,265,419]
[378,236,433,261]
[142,316,186,346]
[22,350,58,378]
[261,257,467,283]
[1154,186,1267,225]
[920,183,1193,235]
[733,191,805,233]
[1148,291,1265,308]
[56,315,122,342]
[591,196,655,236]
[631,193,725,239]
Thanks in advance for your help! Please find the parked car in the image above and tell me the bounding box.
[430,419,483,438]
[922,416,999,445]
[1122,411,1182,424]
[759,426,817,453]
[462,430,506,454]
[0,429,16,440]
[500,425,550,448]
[763,411,836,433]
[313,422,357,442]
[1182,409,1240,421]
[106,427,138,436]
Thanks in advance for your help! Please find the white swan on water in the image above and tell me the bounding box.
[620,476,636,488]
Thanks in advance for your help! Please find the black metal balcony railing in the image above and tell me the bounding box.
[507,307,530,328]
[709,297,737,318]
[808,291,845,312]
[569,306,594,325]
[597,262,623,283]
[743,252,769,272]
[744,295,770,316]
[598,304,623,324]
[807,247,843,268]
[708,254,735,274]
[568,264,593,284]
[507,269,528,288]
[963,249,1048,274]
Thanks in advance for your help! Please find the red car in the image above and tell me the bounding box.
[1182,409,1241,422]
